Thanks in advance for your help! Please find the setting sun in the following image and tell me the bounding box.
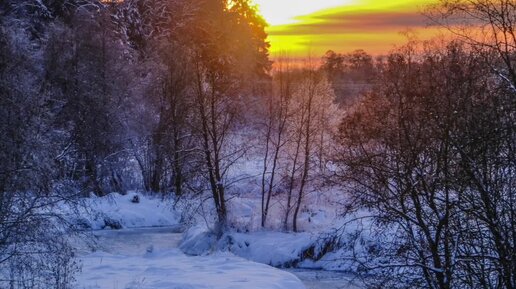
[253,0,355,26]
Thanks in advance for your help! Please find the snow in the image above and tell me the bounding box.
[78,250,305,289]
[67,195,308,289]
[180,225,218,255]
[177,207,373,275]
[180,227,318,267]
[61,193,181,230]
[225,231,315,267]
[180,225,352,271]
[225,194,341,232]
[76,228,306,289]
[62,188,359,289]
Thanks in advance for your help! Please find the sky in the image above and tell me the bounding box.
[253,0,441,58]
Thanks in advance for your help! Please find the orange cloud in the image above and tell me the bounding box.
[270,11,432,35]
[261,0,441,57]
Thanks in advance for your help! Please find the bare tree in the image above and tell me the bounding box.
[291,60,336,232]
[0,5,85,288]
[185,0,270,232]
[273,59,337,232]
[111,0,199,195]
[292,62,318,233]
[336,40,515,289]
[322,49,376,105]
[261,53,293,228]
[428,0,516,89]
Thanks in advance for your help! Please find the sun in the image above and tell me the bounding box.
[252,0,355,26]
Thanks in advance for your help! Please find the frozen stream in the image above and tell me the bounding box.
[78,227,360,289]
[286,269,362,289]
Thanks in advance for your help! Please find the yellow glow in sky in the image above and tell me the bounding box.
[253,0,440,57]
[253,0,355,26]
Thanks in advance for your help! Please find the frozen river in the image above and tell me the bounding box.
[77,227,361,289]
[287,269,362,289]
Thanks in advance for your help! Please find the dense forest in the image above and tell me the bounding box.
[0,0,514,289]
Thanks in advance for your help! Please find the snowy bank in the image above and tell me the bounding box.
[178,209,373,273]
[62,193,181,230]
[180,226,348,271]
[225,231,315,267]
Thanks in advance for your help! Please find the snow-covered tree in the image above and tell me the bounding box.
[336,40,515,289]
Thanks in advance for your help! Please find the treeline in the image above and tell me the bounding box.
[0,0,342,286]
[333,1,516,288]
[338,40,515,289]
[0,0,274,287]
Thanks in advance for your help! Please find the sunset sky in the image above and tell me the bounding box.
[253,0,440,57]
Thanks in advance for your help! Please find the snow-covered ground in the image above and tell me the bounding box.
[61,193,181,230]
[68,193,363,289]
[224,231,314,267]
[77,228,305,289]
[180,225,363,272]
[80,251,305,289]
[179,194,362,272]
[75,226,361,289]
[72,194,307,289]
